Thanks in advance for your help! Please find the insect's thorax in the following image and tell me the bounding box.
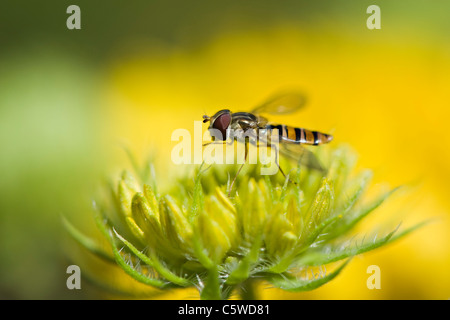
[225,112,259,142]
[230,112,257,128]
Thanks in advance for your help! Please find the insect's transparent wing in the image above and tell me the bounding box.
[251,91,307,115]
[278,143,326,174]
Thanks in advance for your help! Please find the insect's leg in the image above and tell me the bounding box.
[268,142,287,180]
[202,141,227,147]
[257,142,296,185]
[272,143,298,185]
[228,141,249,197]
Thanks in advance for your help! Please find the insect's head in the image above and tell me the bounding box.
[202,109,231,141]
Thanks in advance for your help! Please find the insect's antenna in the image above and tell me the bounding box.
[202,115,210,123]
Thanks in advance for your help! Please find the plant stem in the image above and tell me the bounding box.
[240,279,258,300]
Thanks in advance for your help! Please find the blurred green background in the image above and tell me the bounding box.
[1,1,449,299]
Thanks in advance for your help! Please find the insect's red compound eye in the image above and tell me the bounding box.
[212,113,231,140]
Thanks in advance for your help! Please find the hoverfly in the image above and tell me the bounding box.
[202,91,333,195]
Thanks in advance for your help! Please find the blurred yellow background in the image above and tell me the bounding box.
[0,1,449,299]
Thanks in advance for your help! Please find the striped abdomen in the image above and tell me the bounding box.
[266,124,333,145]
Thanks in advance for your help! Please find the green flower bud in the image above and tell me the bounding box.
[64,145,424,299]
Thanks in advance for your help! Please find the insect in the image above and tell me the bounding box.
[202,91,333,195]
